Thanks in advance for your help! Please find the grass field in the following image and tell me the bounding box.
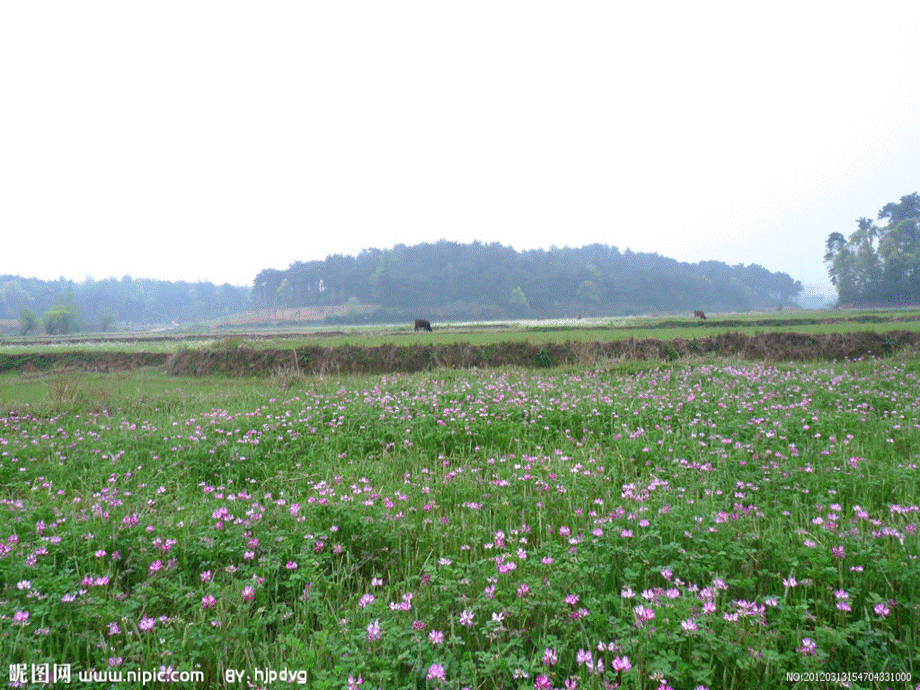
[3,309,920,355]
[2,345,919,689]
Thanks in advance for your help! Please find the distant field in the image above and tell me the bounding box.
[3,309,920,354]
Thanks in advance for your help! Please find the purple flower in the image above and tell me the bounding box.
[633,604,655,626]
[534,675,552,690]
[797,637,817,655]
[426,664,446,681]
[366,619,381,641]
[542,648,557,666]
[139,616,155,632]
[612,656,632,672]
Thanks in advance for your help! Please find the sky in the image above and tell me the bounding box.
[2,2,918,291]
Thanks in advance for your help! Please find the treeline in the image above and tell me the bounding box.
[2,243,807,335]
[825,192,920,307]
[254,242,802,323]
[1,275,250,333]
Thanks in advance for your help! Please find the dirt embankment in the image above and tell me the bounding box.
[0,351,170,374]
[3,331,918,378]
[164,330,920,377]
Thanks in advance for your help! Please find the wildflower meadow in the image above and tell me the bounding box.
[1,357,919,689]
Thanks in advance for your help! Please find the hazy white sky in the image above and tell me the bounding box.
[2,2,918,289]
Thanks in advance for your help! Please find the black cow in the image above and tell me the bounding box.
[694,310,706,320]
[414,319,432,332]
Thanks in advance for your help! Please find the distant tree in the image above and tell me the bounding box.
[18,307,37,335]
[277,278,293,311]
[825,192,920,306]
[42,290,81,334]
[42,304,79,335]
[2,280,32,319]
[346,296,362,319]
[577,280,600,304]
[509,286,529,314]
[98,311,117,332]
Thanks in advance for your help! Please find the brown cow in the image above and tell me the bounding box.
[414,319,432,332]
[694,310,706,320]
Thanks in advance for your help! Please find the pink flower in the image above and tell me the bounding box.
[286,561,298,570]
[429,629,444,645]
[241,586,255,601]
[200,570,212,583]
[874,603,890,617]
[426,664,446,681]
[139,616,155,632]
[542,648,557,666]
[107,622,121,636]
[366,619,381,641]
[13,610,30,625]
[612,656,631,672]
[798,637,817,655]
[202,594,216,609]
[633,605,655,626]
[460,609,474,627]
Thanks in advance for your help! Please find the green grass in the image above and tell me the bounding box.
[1,352,919,689]
[3,308,920,355]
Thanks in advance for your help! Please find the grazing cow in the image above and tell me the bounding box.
[414,319,432,332]
[694,310,706,320]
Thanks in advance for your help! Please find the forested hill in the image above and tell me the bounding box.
[1,244,802,333]
[254,242,802,322]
